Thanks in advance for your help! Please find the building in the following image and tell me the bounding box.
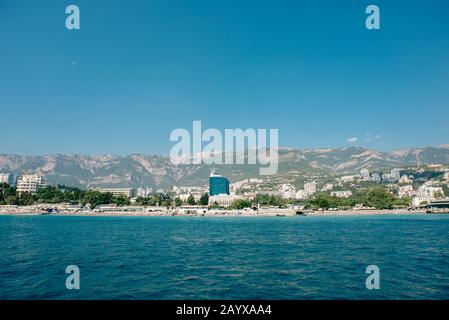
[391,168,401,181]
[412,185,445,207]
[179,193,202,202]
[16,174,47,194]
[330,190,352,198]
[279,184,296,199]
[412,197,430,207]
[427,199,449,210]
[0,173,14,186]
[304,181,317,195]
[230,179,249,193]
[136,187,153,198]
[398,185,415,198]
[208,194,243,207]
[339,175,357,183]
[399,175,413,184]
[321,183,334,191]
[444,172,449,180]
[209,172,229,196]
[97,188,136,198]
[295,190,308,200]
[371,173,382,182]
[416,185,444,199]
[361,169,370,180]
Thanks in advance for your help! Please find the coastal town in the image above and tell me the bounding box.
[1,163,449,216]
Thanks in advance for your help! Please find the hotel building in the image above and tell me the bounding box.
[209,172,229,196]
[16,174,47,194]
[97,188,137,198]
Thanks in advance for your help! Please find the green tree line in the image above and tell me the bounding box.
[0,183,130,208]
[226,187,410,210]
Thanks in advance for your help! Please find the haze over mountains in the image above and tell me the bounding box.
[1,146,449,189]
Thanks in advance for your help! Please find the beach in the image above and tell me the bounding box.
[0,206,426,217]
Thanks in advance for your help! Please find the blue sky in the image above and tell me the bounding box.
[0,0,448,155]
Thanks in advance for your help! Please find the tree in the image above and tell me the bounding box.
[393,197,411,207]
[229,199,251,210]
[161,197,173,207]
[442,184,449,198]
[82,190,113,209]
[365,187,395,209]
[112,195,130,207]
[199,193,209,206]
[254,194,286,207]
[310,193,332,209]
[135,196,158,206]
[159,193,172,206]
[434,191,444,199]
[187,194,196,205]
[174,197,183,207]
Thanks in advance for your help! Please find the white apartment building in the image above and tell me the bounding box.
[416,185,444,198]
[16,174,47,194]
[208,194,244,207]
[339,175,357,183]
[398,185,415,198]
[279,184,296,199]
[399,175,413,184]
[282,190,297,199]
[412,197,430,207]
[412,185,445,207]
[391,168,401,181]
[295,190,309,200]
[360,169,370,180]
[97,188,136,198]
[371,173,382,182]
[304,181,317,195]
[0,173,14,186]
[136,187,153,197]
[444,172,449,180]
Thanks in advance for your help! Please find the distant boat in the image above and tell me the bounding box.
[41,208,59,215]
[276,214,286,217]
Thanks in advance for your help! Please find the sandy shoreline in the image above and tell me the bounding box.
[0,209,428,217]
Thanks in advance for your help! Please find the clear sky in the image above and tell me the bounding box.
[1,0,448,155]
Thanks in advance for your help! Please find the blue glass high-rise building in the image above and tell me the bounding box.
[209,172,229,196]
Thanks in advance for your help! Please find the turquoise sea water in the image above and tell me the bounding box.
[0,214,449,300]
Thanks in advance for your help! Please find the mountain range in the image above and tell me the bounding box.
[1,146,449,189]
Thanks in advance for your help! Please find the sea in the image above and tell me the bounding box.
[0,214,448,299]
